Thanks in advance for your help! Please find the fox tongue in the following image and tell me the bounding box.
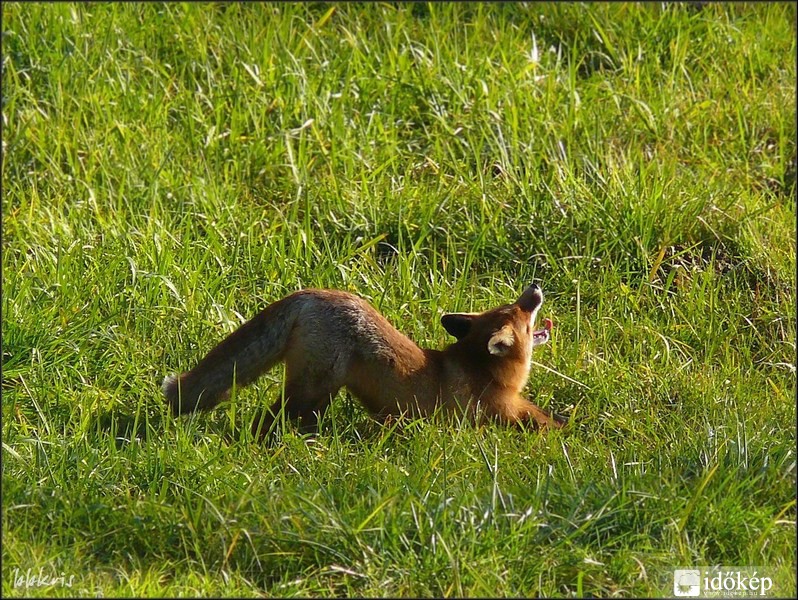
[532,318,552,347]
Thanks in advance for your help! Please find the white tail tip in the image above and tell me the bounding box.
[162,374,178,396]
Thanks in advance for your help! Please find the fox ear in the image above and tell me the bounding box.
[441,313,475,339]
[516,283,543,313]
[488,325,515,356]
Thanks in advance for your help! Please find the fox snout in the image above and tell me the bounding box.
[516,283,543,313]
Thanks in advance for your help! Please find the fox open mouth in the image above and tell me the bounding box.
[532,318,552,347]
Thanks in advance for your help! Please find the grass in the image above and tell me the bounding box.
[2,2,796,597]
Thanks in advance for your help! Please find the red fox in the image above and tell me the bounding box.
[162,284,562,438]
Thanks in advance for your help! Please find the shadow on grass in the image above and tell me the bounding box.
[93,391,577,451]
[93,410,167,445]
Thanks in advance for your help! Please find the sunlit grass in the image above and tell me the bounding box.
[2,2,795,597]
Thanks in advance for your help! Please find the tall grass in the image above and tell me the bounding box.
[2,3,795,597]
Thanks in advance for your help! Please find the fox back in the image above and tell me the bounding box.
[162,284,560,437]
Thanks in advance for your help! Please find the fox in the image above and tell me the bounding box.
[162,283,562,439]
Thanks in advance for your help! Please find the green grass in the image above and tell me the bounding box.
[2,2,795,597]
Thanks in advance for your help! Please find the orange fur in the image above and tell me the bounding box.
[162,284,562,439]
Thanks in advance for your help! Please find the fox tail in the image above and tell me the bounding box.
[162,294,299,415]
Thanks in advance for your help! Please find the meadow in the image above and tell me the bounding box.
[2,2,796,597]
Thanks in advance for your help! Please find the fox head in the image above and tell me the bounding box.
[440,284,551,364]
